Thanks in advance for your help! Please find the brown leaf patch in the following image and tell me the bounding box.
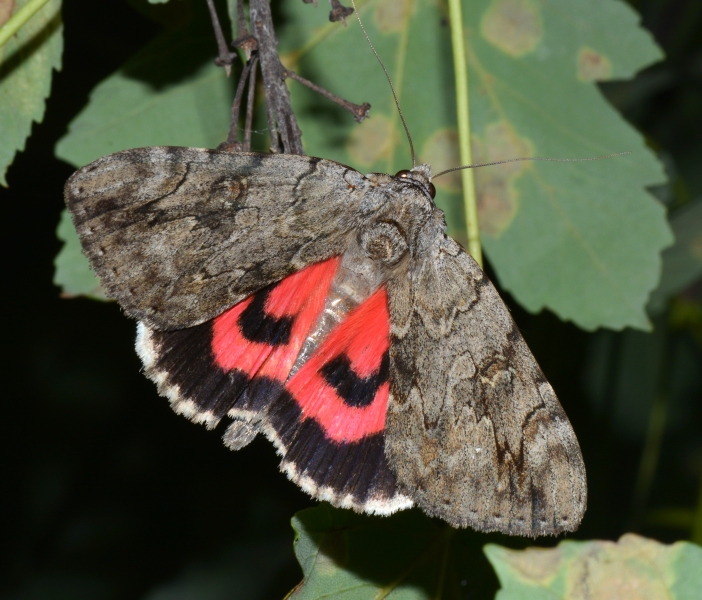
[577,46,613,81]
[375,0,414,33]
[500,546,563,583]
[473,121,532,237]
[0,0,14,28]
[481,0,543,57]
[421,129,461,192]
[347,114,396,167]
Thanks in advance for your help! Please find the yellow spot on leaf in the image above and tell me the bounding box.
[481,0,543,57]
[421,129,461,192]
[493,534,690,600]
[577,47,613,81]
[0,0,14,27]
[566,534,677,600]
[500,546,563,583]
[473,121,532,237]
[347,114,396,167]
[375,0,414,33]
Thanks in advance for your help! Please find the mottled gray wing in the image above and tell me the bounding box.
[66,148,368,330]
[385,230,586,536]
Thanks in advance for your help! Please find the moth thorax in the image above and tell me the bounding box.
[289,240,390,378]
[359,221,408,266]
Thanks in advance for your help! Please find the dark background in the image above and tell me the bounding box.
[1,0,701,598]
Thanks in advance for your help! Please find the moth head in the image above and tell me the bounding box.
[394,164,435,200]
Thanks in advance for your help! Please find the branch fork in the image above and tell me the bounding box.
[207,0,369,154]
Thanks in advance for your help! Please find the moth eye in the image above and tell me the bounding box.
[359,221,408,266]
[427,182,436,199]
[395,169,412,178]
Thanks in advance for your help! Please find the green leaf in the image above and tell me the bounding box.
[485,533,702,599]
[0,0,62,186]
[278,0,673,331]
[55,2,233,168]
[54,209,106,300]
[467,0,672,332]
[289,504,497,599]
[648,199,702,315]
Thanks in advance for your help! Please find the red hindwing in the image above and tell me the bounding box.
[211,257,340,383]
[139,257,408,512]
[286,288,390,443]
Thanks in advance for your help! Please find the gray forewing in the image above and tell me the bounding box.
[385,227,587,536]
[65,148,368,329]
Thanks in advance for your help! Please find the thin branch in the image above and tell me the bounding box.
[213,0,371,155]
[283,69,370,123]
[226,57,256,145]
[329,0,354,24]
[205,0,236,75]
[262,87,281,153]
[232,33,258,61]
[237,0,248,38]
[244,56,259,151]
[250,0,304,154]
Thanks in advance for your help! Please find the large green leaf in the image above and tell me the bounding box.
[54,1,233,168]
[279,0,673,331]
[289,504,496,600]
[0,0,62,186]
[53,208,106,300]
[485,533,702,599]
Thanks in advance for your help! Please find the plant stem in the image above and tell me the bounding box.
[0,0,51,50]
[447,0,482,266]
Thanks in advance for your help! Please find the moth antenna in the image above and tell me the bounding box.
[433,152,632,179]
[350,0,416,168]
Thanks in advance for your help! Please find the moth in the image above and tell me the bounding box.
[65,146,586,536]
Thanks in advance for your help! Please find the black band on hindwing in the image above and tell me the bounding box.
[238,287,293,345]
[320,352,390,408]
[143,322,401,504]
[266,382,399,503]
